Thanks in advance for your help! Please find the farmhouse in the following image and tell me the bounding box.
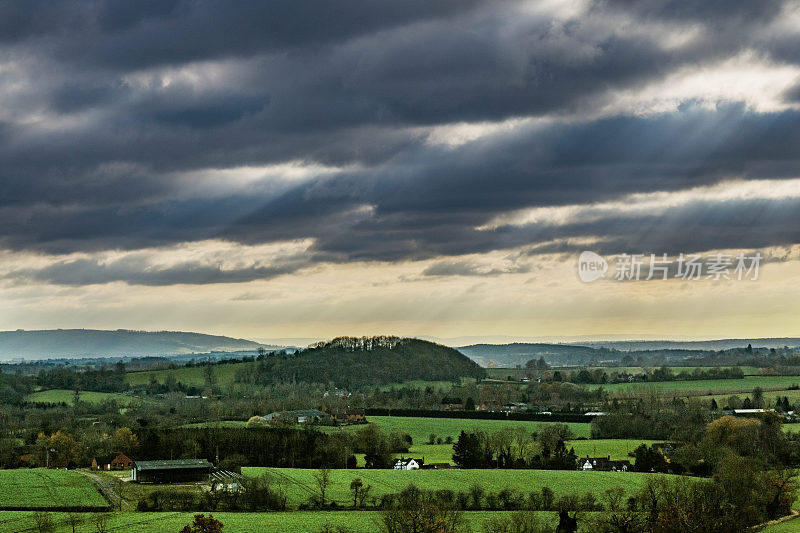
[262,409,333,424]
[333,409,366,424]
[502,402,528,413]
[92,452,134,471]
[393,458,422,470]
[131,459,213,483]
[579,456,630,472]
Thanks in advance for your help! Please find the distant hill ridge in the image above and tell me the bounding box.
[0,329,263,359]
[457,343,606,367]
[580,338,800,351]
[457,339,800,367]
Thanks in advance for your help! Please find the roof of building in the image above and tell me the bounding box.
[94,452,132,464]
[134,459,212,471]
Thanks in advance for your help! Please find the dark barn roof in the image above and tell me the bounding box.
[134,459,212,471]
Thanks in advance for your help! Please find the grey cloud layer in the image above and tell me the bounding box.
[2,0,800,284]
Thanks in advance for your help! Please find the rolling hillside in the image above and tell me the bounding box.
[0,329,262,359]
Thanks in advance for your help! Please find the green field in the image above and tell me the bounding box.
[363,415,592,443]
[590,376,800,397]
[399,439,658,466]
[485,366,763,380]
[763,515,800,532]
[0,510,565,533]
[0,469,108,510]
[126,363,242,389]
[179,416,592,442]
[694,386,800,407]
[402,444,455,464]
[243,467,672,508]
[26,389,139,406]
[567,439,659,461]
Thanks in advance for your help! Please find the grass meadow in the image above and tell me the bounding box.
[0,511,566,533]
[398,439,658,466]
[26,389,139,406]
[125,364,239,389]
[486,366,762,381]
[0,469,108,510]
[242,467,672,508]
[363,415,592,442]
[588,375,800,397]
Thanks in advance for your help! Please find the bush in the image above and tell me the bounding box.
[180,514,224,533]
[245,416,268,428]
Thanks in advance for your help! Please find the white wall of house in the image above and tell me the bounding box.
[394,459,420,470]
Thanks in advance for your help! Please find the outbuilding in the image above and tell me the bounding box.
[131,459,213,483]
[92,452,134,471]
[393,458,421,470]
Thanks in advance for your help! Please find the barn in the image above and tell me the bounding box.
[131,459,213,483]
[92,453,134,471]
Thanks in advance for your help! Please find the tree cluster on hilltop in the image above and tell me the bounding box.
[235,337,485,389]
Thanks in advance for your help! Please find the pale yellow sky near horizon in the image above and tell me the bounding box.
[1,245,797,343]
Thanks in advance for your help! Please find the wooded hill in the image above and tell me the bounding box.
[236,336,485,389]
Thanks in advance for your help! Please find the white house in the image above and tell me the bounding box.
[393,458,420,470]
[579,456,630,472]
[733,408,773,415]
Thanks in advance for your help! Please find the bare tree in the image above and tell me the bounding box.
[358,483,373,508]
[91,513,110,533]
[66,513,84,533]
[350,477,363,508]
[32,512,55,533]
[314,467,332,507]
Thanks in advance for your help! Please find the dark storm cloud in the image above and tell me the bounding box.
[1,0,800,285]
[4,255,315,286]
[0,0,490,66]
[522,195,800,258]
[5,104,800,259]
[603,0,786,23]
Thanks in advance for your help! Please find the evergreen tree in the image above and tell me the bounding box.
[452,431,484,468]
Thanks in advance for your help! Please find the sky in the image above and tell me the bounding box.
[1,0,800,343]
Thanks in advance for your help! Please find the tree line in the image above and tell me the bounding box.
[451,424,578,469]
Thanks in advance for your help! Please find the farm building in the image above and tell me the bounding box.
[733,408,774,416]
[579,456,630,472]
[333,409,366,423]
[131,459,213,483]
[393,458,422,470]
[262,409,333,424]
[92,453,134,471]
[421,462,450,470]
